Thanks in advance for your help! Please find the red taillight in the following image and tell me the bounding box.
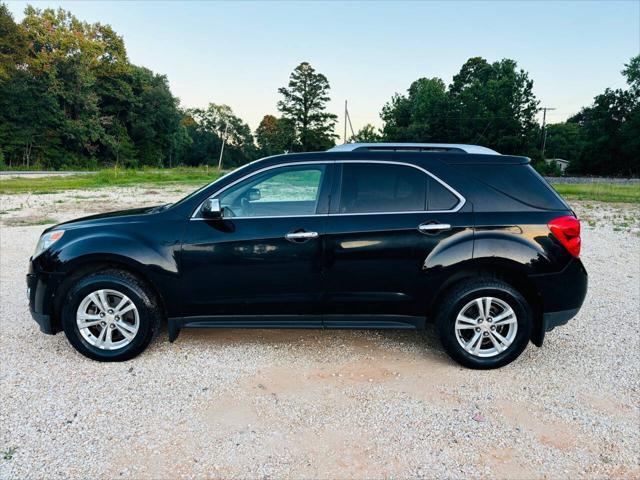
[548,215,581,258]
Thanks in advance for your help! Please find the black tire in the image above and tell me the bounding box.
[435,278,533,369]
[61,269,161,361]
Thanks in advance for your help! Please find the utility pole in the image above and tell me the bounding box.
[539,107,556,158]
[542,129,550,159]
[344,100,348,144]
[344,100,355,143]
[217,121,229,170]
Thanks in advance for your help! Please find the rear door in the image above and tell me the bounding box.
[323,161,474,322]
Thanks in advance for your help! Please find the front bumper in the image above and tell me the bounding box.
[27,267,64,335]
[30,307,54,334]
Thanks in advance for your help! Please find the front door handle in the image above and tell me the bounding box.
[418,223,451,234]
[285,231,319,242]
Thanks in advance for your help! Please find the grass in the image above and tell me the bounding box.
[551,183,640,203]
[0,167,225,194]
[4,216,58,226]
[2,446,17,461]
[0,167,638,204]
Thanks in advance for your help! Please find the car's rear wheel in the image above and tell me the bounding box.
[61,269,161,361]
[435,278,533,369]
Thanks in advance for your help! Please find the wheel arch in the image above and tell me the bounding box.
[51,255,168,333]
[428,259,544,346]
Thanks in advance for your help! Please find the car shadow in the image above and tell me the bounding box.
[154,321,450,363]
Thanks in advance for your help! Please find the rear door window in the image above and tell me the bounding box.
[337,163,428,214]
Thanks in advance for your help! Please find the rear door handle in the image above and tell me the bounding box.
[418,223,451,233]
[285,231,319,242]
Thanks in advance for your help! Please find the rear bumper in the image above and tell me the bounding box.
[529,258,588,346]
[543,307,580,332]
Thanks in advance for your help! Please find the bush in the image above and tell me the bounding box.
[533,159,562,176]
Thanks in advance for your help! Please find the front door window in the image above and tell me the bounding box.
[217,165,326,218]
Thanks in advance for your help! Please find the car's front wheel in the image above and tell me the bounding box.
[61,269,161,361]
[435,278,533,369]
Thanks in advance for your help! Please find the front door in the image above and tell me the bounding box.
[323,161,473,322]
[181,162,332,322]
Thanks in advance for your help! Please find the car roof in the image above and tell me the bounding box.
[327,143,500,155]
[254,150,529,167]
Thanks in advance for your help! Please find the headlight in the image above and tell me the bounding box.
[33,230,65,258]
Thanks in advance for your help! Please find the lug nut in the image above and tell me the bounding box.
[99,312,105,317]
[478,319,483,324]
[108,309,114,314]
[475,327,481,332]
[483,332,489,337]
[115,315,120,320]
[110,324,115,329]
[487,318,493,323]
[490,326,496,331]
[100,321,106,326]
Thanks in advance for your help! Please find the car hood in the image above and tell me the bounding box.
[45,206,162,232]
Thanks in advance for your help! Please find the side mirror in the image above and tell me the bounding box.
[201,198,222,219]
[248,188,261,202]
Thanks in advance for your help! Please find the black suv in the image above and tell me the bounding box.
[27,143,587,368]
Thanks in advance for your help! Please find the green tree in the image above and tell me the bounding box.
[1,6,132,167]
[569,55,639,176]
[127,66,184,166]
[0,3,27,80]
[353,123,382,142]
[379,58,540,155]
[277,62,337,151]
[255,114,296,155]
[0,68,63,167]
[381,77,452,141]
[188,104,257,167]
[181,114,221,167]
[544,122,586,164]
[448,57,539,154]
[0,5,192,169]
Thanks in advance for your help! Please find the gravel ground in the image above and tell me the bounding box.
[0,187,639,479]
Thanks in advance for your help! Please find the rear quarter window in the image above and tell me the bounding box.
[466,164,569,211]
[428,179,460,210]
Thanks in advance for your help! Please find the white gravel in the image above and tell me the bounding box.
[0,188,639,479]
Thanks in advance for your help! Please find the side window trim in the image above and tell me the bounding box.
[191,161,334,219]
[332,160,465,215]
[191,159,465,219]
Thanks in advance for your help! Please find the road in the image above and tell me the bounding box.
[0,171,96,180]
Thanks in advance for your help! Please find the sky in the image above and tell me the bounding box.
[6,0,640,138]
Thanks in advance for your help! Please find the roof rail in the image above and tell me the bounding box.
[327,143,500,155]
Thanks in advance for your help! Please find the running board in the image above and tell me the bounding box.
[167,315,424,342]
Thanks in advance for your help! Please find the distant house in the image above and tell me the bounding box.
[545,158,570,174]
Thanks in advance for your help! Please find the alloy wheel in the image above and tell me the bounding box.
[454,296,518,357]
[76,289,139,350]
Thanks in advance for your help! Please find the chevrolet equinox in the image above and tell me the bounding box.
[27,143,588,368]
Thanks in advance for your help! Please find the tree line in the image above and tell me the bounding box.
[355,56,639,176]
[0,4,638,175]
